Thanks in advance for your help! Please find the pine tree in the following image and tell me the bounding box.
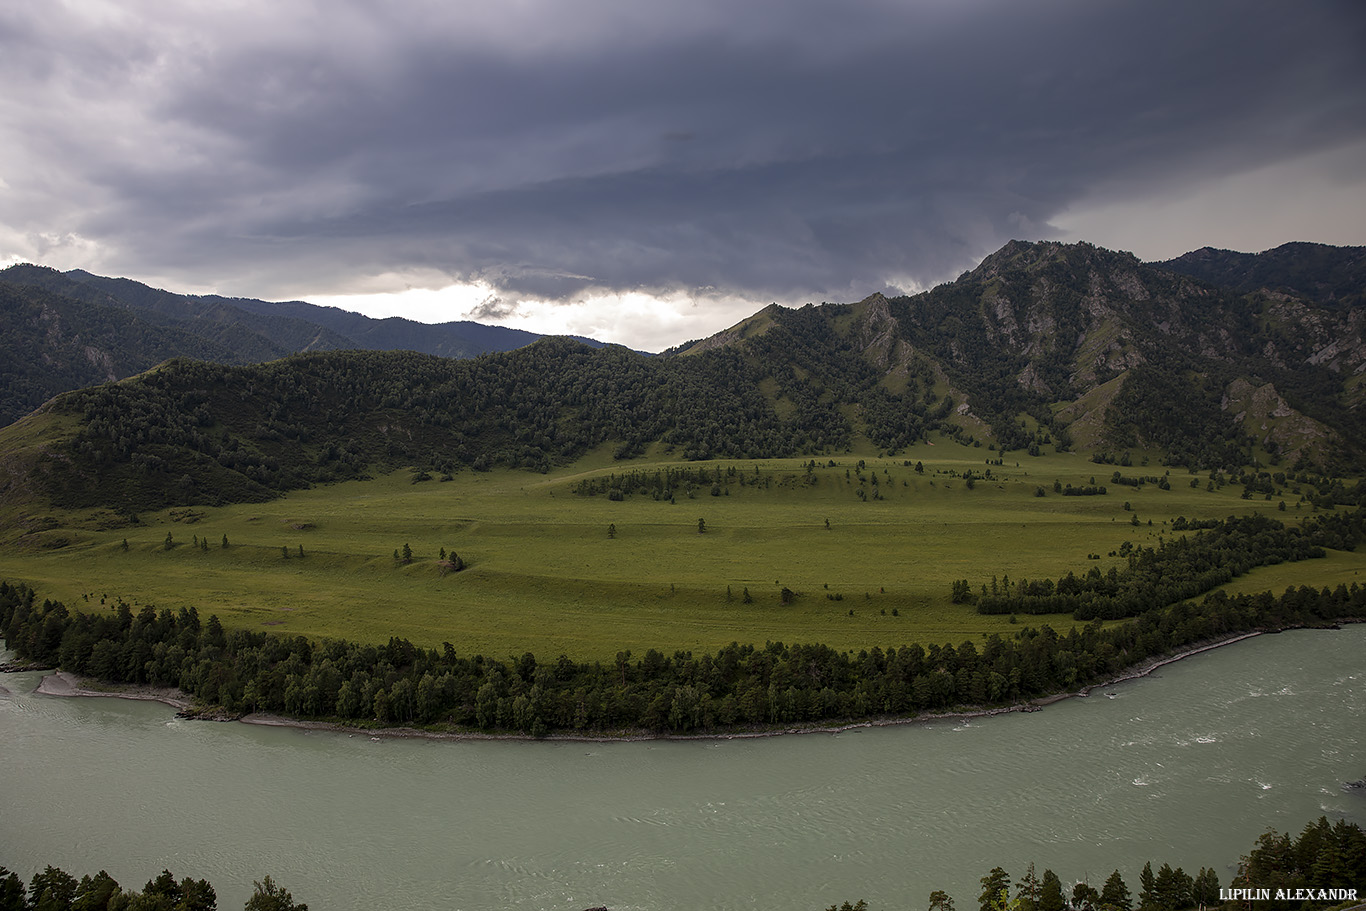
[1071,882,1099,911]
[0,866,27,911]
[1039,870,1064,911]
[978,867,1011,911]
[1016,863,1040,911]
[929,890,956,911]
[1191,868,1220,909]
[1137,862,1156,911]
[244,875,308,911]
[1100,870,1131,911]
[1153,863,1192,911]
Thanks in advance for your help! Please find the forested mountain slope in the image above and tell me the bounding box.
[886,241,1365,464]
[0,281,241,427]
[0,265,603,426]
[1154,241,1366,308]
[1,341,820,513]
[673,240,1363,469]
[0,240,1361,516]
[2,264,358,364]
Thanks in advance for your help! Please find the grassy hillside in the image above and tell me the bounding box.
[3,439,1358,662]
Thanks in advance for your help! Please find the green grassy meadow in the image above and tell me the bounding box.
[2,439,1360,662]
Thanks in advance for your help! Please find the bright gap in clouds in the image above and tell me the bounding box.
[308,284,767,353]
[309,283,495,325]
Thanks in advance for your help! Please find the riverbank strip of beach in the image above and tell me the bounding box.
[34,670,192,709]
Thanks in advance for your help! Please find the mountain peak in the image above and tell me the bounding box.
[965,240,1141,283]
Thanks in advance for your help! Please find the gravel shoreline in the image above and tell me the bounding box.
[22,629,1274,743]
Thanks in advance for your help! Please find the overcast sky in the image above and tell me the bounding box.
[2,0,1364,351]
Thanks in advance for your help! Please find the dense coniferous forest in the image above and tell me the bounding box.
[1099,367,1252,469]
[4,576,1363,737]
[23,325,975,514]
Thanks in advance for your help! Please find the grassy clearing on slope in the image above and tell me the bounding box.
[1,439,1358,661]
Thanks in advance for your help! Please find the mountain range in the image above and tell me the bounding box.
[0,239,1361,516]
[0,263,605,427]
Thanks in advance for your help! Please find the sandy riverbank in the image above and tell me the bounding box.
[22,628,1284,743]
[35,670,191,710]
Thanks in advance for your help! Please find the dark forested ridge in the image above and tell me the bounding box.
[1155,241,1366,309]
[16,340,848,513]
[0,282,242,427]
[0,264,605,427]
[1,239,1363,515]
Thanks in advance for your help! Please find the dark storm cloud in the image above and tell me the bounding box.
[3,0,1364,303]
